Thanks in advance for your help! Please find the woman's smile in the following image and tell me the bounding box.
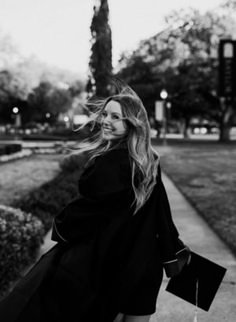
[101,100,127,141]
[103,126,113,133]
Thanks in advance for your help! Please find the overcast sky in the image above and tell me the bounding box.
[0,0,223,77]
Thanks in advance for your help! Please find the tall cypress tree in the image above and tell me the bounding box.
[88,0,112,97]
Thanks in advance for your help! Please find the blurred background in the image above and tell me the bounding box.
[1,1,236,319]
[0,0,236,141]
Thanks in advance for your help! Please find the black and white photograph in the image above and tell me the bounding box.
[0,0,236,321]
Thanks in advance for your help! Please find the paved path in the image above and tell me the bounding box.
[39,173,236,321]
[150,173,236,322]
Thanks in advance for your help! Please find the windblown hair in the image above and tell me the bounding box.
[74,84,159,214]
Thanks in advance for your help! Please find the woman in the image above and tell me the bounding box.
[0,85,190,322]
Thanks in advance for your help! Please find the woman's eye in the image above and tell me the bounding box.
[112,114,120,120]
[101,112,107,117]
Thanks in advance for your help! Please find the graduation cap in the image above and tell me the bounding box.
[166,251,227,311]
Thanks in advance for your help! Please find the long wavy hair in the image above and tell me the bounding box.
[74,84,159,214]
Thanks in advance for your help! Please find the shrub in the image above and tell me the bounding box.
[0,205,44,297]
[0,144,22,156]
[13,169,82,233]
[0,146,5,156]
[59,151,90,172]
[0,167,82,299]
[0,149,32,163]
[21,126,90,141]
[5,144,22,154]
[48,126,90,140]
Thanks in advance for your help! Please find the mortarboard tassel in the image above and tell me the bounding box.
[193,279,199,322]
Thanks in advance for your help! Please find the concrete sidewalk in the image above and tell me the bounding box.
[150,173,236,322]
[39,172,236,321]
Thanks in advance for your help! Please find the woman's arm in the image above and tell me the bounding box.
[155,164,191,277]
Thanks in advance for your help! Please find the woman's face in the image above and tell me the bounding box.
[101,100,127,141]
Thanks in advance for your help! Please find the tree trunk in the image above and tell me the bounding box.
[180,118,190,138]
[219,125,231,142]
[219,99,234,142]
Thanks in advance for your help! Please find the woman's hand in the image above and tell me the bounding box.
[114,313,125,322]
[114,314,151,322]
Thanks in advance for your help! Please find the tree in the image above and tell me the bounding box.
[27,81,53,122]
[69,80,85,98]
[117,54,162,116]
[221,0,236,9]
[0,70,29,123]
[28,81,78,123]
[116,7,236,140]
[47,87,72,118]
[0,28,86,125]
[0,29,21,69]
[88,0,112,97]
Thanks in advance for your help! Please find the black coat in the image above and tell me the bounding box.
[0,146,188,322]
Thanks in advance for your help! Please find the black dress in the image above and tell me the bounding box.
[0,146,186,322]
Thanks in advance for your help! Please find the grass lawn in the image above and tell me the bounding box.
[154,142,236,256]
[0,154,64,206]
[1,143,236,257]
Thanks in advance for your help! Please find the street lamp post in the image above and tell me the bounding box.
[160,89,168,145]
[12,106,21,127]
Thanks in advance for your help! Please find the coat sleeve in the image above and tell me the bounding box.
[51,149,133,243]
[156,164,190,277]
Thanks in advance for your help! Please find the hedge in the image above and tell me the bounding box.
[0,205,44,297]
[13,168,82,233]
[0,143,22,156]
[0,153,86,298]
[59,151,90,172]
